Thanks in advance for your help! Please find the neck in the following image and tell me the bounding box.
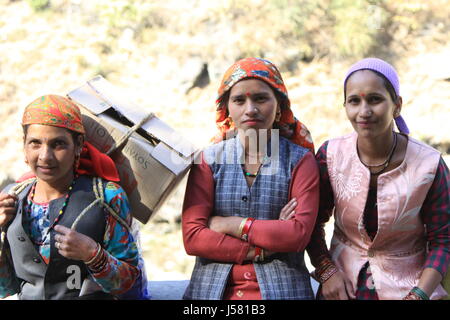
[358,129,395,158]
[237,129,271,160]
[34,172,75,202]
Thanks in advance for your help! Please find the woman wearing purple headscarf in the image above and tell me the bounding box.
[306,58,449,300]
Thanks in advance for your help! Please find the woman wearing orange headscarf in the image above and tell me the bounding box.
[182,58,319,300]
[0,95,147,300]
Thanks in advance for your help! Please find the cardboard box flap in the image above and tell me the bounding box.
[68,81,110,115]
[69,75,197,158]
[140,117,197,158]
[86,76,143,123]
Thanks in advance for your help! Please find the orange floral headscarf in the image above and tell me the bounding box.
[213,57,314,153]
[22,95,85,134]
[20,95,120,182]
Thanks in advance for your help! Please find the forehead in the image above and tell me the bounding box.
[230,78,274,94]
[26,124,72,139]
[346,70,387,94]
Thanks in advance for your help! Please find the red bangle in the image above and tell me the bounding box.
[240,218,255,241]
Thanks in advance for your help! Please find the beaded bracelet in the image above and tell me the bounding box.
[240,218,255,241]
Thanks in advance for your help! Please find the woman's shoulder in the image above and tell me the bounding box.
[327,132,356,144]
[203,138,232,153]
[202,137,236,165]
[406,135,441,156]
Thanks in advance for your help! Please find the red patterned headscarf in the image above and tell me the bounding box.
[214,57,314,153]
[20,95,119,182]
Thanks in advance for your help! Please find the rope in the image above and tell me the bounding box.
[106,112,155,155]
[71,177,131,233]
[8,178,36,196]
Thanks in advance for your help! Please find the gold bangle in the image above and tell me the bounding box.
[238,218,248,238]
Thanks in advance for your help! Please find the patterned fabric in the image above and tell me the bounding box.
[355,263,379,300]
[22,200,51,264]
[222,264,262,300]
[22,95,85,134]
[184,135,314,300]
[307,141,450,299]
[0,180,147,299]
[213,57,314,153]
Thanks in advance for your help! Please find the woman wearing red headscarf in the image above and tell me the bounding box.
[0,95,147,300]
[182,58,319,300]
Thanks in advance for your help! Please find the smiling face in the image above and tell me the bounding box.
[344,70,401,139]
[24,124,81,186]
[227,78,279,132]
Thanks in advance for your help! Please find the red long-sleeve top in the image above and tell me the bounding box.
[182,151,320,264]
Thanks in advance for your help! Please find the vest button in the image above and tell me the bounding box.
[241,196,248,202]
[368,250,375,257]
[33,257,41,263]
[18,236,26,242]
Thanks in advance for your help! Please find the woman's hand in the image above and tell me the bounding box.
[208,216,243,238]
[0,193,17,228]
[54,225,99,262]
[279,198,297,220]
[321,270,354,300]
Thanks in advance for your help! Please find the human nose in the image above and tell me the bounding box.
[38,144,54,162]
[244,99,258,116]
[359,101,373,118]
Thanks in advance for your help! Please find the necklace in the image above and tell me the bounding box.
[241,164,262,178]
[357,132,398,176]
[27,176,77,244]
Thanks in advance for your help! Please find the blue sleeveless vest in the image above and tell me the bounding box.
[184,136,314,300]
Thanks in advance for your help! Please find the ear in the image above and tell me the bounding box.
[394,96,403,118]
[275,107,281,122]
[77,135,84,152]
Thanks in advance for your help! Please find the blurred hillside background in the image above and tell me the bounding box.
[0,0,449,281]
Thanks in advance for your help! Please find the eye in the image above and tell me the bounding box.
[347,97,360,105]
[254,95,269,103]
[232,96,246,105]
[368,96,383,104]
[53,140,68,149]
[27,139,41,147]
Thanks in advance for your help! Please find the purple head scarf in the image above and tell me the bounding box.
[343,57,409,134]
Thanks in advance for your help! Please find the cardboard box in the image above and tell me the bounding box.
[67,76,198,224]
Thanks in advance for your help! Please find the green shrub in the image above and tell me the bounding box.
[26,0,50,12]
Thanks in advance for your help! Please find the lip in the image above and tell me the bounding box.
[37,166,57,174]
[356,121,375,128]
[242,119,263,125]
